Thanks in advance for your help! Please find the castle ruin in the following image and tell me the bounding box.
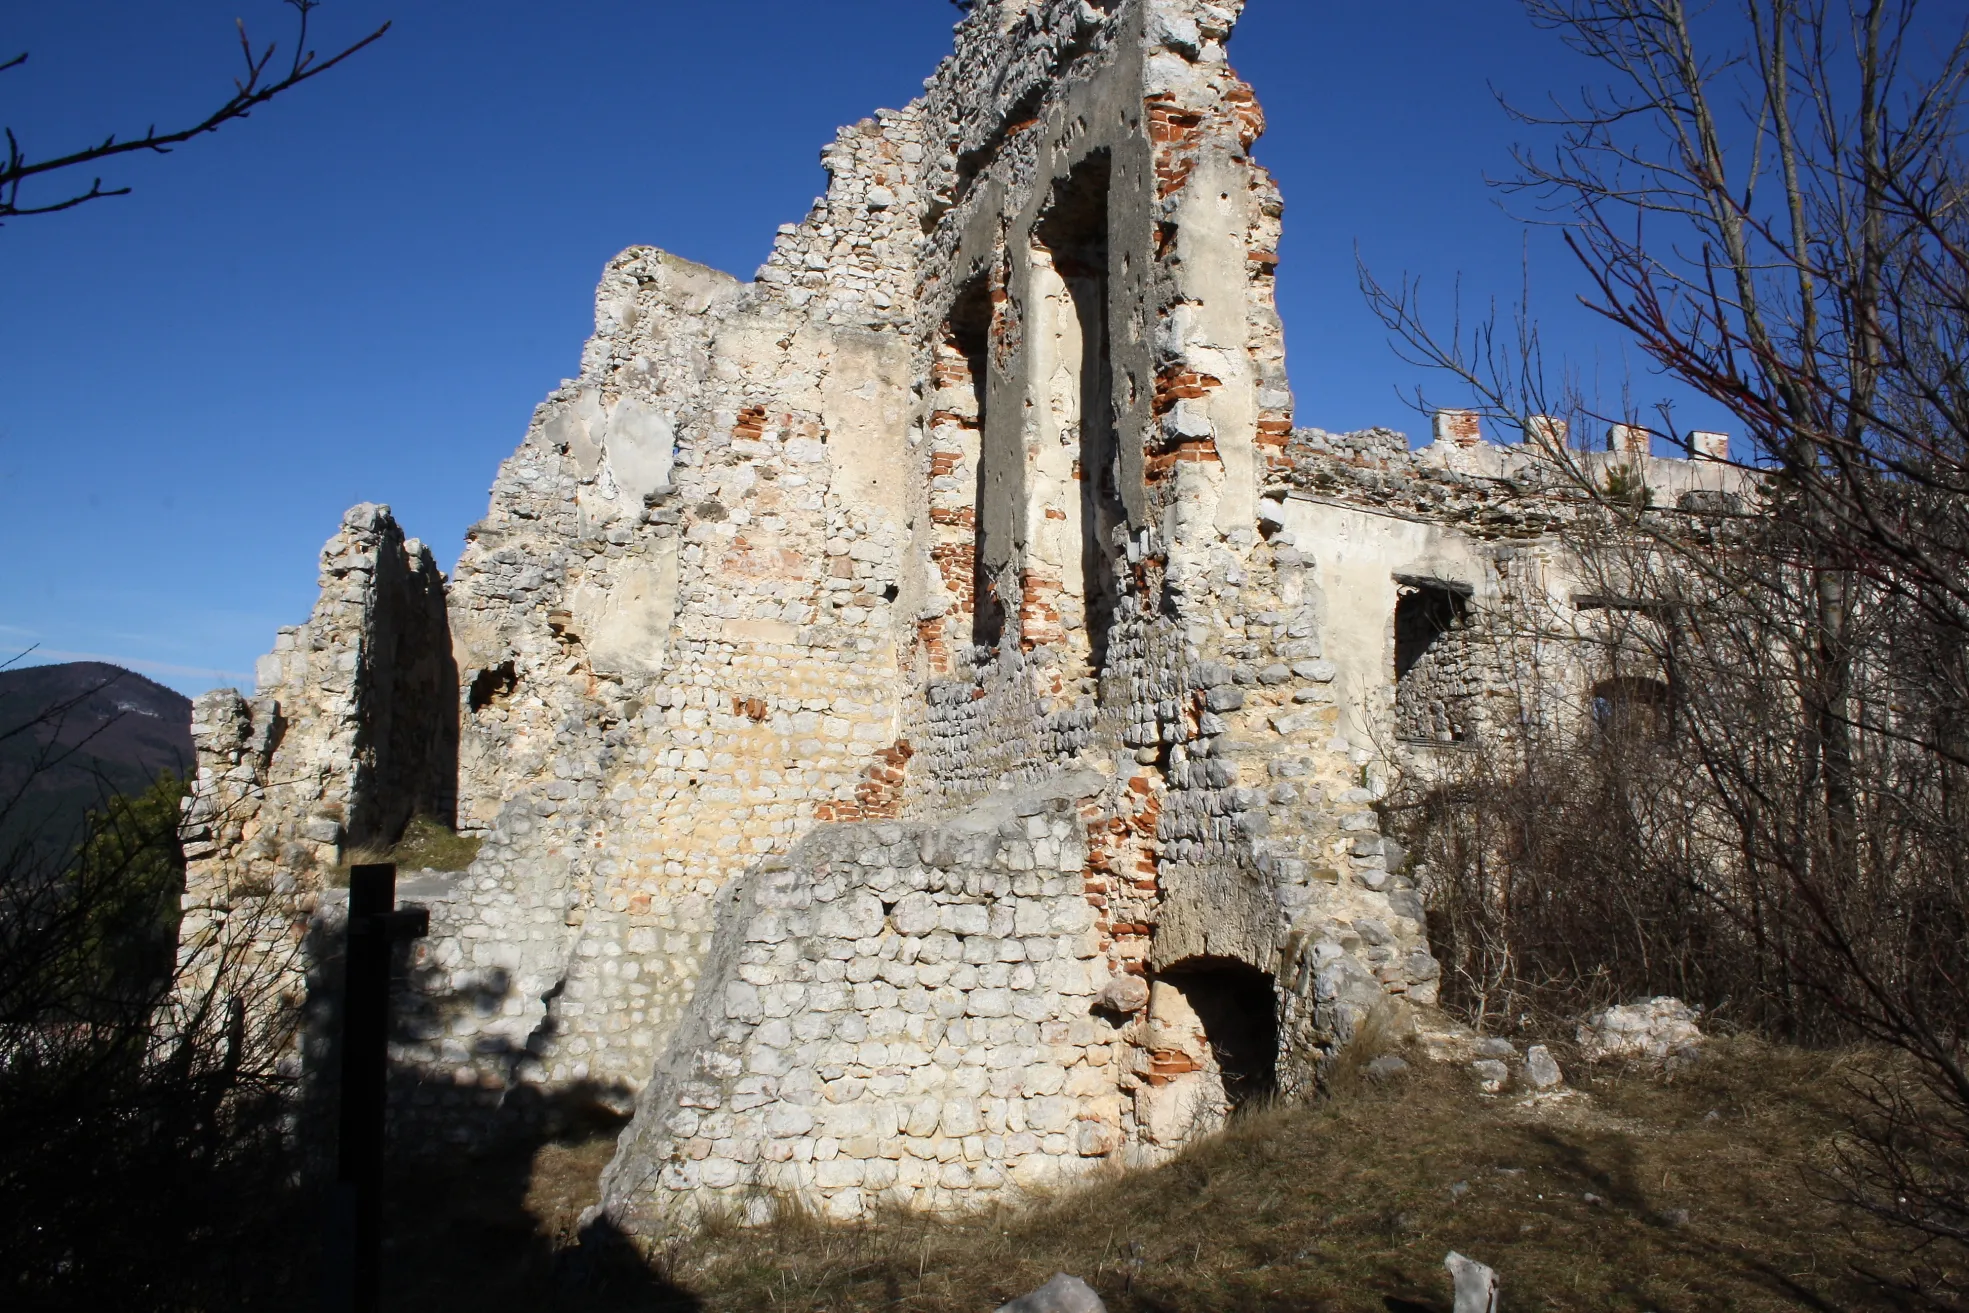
[177,0,1743,1230]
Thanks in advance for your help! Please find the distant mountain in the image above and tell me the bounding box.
[0,662,195,863]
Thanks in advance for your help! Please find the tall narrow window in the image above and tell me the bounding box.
[1029,151,1121,678]
[927,280,999,660]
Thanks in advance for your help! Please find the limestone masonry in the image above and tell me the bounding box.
[177,0,1745,1228]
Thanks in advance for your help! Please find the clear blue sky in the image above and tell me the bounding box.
[0,0,1732,696]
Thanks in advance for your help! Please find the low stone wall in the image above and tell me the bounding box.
[599,774,1138,1227]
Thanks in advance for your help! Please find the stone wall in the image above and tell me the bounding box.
[598,775,1119,1226]
[179,504,453,1019]
[178,0,1753,1231]
[596,766,1343,1229]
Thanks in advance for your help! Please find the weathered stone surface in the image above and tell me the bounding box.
[1578,997,1704,1067]
[1446,1251,1501,1313]
[1364,1053,1411,1081]
[176,0,1752,1230]
[1095,973,1151,1013]
[1522,1043,1564,1090]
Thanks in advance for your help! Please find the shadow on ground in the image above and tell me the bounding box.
[349,1036,1939,1313]
[379,1104,700,1313]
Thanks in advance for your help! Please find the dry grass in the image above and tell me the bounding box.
[335,814,482,885]
[382,1038,1932,1312]
[390,813,483,871]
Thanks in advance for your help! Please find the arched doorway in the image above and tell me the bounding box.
[1135,958,1278,1150]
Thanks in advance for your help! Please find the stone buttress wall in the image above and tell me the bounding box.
[598,776,1120,1226]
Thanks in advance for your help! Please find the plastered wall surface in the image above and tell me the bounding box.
[178,0,1749,1227]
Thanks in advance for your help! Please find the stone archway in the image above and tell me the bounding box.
[1134,957,1278,1151]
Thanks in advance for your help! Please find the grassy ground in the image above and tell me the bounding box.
[381,1036,1934,1311]
[333,813,482,884]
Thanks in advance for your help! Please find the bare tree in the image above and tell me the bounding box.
[0,660,313,1305]
[1364,0,1969,1298]
[1,0,388,223]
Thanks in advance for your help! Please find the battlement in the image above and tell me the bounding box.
[1414,408,1748,505]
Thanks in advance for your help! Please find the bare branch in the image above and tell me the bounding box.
[0,3,389,224]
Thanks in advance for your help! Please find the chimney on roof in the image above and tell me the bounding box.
[1432,409,1482,448]
[1526,415,1569,450]
[1609,424,1651,460]
[1690,430,1729,461]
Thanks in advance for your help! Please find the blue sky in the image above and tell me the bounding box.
[0,0,1732,696]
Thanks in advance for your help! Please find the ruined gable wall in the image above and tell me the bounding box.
[179,504,454,1036]
[588,1,1454,1228]
[369,95,944,1121]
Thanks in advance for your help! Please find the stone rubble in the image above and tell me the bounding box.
[1469,1059,1511,1094]
[1522,1043,1564,1090]
[996,1273,1108,1313]
[1446,1250,1501,1313]
[1578,996,1705,1068]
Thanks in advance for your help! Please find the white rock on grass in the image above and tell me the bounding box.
[1522,1043,1564,1089]
[1445,1251,1500,1312]
[995,1272,1106,1313]
[1578,996,1703,1067]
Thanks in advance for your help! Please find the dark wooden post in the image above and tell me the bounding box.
[324,863,428,1313]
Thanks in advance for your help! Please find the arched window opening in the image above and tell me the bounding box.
[1030,150,1121,681]
[1590,675,1671,744]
